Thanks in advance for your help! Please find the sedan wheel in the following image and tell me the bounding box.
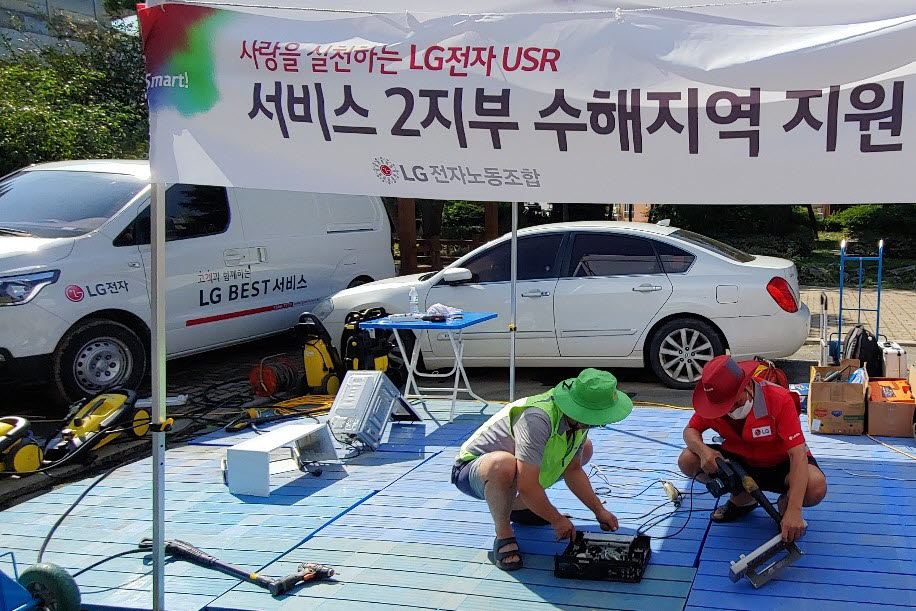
[649,319,725,390]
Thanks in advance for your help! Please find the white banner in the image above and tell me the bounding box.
[140,4,916,203]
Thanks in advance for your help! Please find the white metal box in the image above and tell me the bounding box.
[882,341,908,378]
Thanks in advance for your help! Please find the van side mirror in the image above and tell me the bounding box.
[441,268,472,285]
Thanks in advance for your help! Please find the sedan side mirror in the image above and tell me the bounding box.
[441,267,472,284]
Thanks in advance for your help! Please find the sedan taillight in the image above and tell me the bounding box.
[767,277,798,313]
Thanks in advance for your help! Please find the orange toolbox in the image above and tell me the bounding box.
[868,379,913,403]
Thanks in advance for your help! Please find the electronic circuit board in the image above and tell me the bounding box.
[554,532,651,583]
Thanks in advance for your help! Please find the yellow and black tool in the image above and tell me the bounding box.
[341,308,391,373]
[295,313,347,396]
[43,389,150,463]
[295,309,396,397]
[0,416,44,473]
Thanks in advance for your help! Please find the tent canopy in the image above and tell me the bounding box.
[138,4,915,607]
[143,0,916,27]
[139,0,916,203]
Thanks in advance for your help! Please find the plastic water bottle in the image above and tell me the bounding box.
[408,286,420,314]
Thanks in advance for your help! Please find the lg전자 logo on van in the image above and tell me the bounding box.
[65,285,85,302]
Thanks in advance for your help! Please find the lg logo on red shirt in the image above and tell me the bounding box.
[752,426,772,438]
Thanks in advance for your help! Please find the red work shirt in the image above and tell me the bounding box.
[687,382,807,467]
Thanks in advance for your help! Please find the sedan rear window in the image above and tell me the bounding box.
[653,241,696,273]
[670,229,755,263]
[0,170,146,238]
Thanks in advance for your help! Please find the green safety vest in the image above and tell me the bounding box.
[457,391,586,489]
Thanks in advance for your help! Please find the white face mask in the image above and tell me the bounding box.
[728,398,753,420]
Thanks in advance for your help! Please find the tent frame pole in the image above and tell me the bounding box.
[150,182,167,611]
[509,202,518,401]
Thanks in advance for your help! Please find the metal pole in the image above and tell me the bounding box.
[150,182,167,611]
[876,239,884,338]
[509,202,518,402]
[837,240,845,344]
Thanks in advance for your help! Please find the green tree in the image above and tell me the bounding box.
[0,18,148,176]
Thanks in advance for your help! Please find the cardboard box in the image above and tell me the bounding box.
[808,360,866,435]
[867,377,916,437]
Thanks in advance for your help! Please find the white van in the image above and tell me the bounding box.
[0,160,395,403]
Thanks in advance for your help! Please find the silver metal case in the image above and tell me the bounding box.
[328,370,410,450]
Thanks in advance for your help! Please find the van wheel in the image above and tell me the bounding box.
[52,319,147,404]
[648,318,724,390]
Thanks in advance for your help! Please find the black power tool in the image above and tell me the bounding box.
[706,457,806,588]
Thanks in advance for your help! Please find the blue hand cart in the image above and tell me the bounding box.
[828,239,884,361]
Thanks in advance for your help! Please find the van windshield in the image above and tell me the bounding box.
[0,170,147,238]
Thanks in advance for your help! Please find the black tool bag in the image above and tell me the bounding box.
[842,324,884,377]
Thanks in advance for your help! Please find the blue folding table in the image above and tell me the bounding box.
[360,312,497,422]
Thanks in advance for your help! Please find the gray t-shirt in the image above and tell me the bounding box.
[462,406,584,466]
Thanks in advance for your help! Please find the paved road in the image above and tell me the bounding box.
[801,286,916,345]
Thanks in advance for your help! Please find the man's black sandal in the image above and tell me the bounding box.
[491,536,523,571]
[510,508,550,526]
[711,500,759,522]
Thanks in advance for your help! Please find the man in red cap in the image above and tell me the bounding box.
[678,355,827,543]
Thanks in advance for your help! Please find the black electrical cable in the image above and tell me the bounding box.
[592,479,662,500]
[332,433,364,458]
[37,466,119,562]
[637,477,701,540]
[72,548,148,578]
[1,402,233,477]
[0,418,143,478]
[592,464,687,479]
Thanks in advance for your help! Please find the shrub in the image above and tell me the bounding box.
[0,17,148,176]
[649,204,810,237]
[441,201,484,239]
[717,228,814,259]
[824,204,916,257]
[818,215,843,232]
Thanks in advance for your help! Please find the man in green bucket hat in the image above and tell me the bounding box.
[451,368,633,571]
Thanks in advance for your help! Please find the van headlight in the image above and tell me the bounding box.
[312,298,334,321]
[0,270,60,306]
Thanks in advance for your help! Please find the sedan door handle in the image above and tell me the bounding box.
[521,290,550,298]
[632,284,663,293]
[127,261,141,269]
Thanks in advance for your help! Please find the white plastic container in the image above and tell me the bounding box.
[881,340,908,378]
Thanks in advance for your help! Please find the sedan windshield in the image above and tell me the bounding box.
[0,170,147,238]
[670,229,755,263]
